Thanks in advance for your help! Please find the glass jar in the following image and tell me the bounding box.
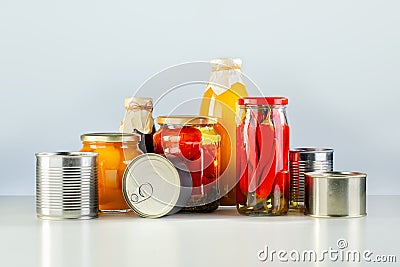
[80,133,143,212]
[200,58,248,206]
[236,97,290,216]
[120,97,155,153]
[153,116,221,212]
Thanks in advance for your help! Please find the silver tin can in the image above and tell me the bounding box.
[36,152,98,219]
[305,171,367,218]
[122,153,192,218]
[289,148,334,210]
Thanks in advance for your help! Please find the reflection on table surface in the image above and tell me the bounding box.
[0,196,398,267]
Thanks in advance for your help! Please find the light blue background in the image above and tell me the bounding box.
[1,0,399,195]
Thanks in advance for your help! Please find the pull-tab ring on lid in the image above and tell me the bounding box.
[130,183,153,204]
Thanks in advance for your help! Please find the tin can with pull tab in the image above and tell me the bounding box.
[122,153,192,218]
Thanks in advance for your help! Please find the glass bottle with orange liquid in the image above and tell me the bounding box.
[199,58,248,206]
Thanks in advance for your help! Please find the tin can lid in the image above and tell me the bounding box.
[238,97,288,106]
[81,133,140,142]
[122,153,182,218]
[290,148,334,161]
[156,116,217,125]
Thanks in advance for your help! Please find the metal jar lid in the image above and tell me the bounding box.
[122,153,192,218]
[305,171,367,218]
[81,132,140,142]
[156,116,217,126]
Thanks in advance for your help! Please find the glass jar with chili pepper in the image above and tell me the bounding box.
[236,97,290,216]
[80,133,143,212]
[153,116,221,212]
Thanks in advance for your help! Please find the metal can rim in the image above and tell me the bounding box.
[290,148,334,153]
[36,152,98,158]
[305,171,367,179]
[122,153,181,218]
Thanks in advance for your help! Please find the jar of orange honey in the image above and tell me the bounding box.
[80,133,143,212]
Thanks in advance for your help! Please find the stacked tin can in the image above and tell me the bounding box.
[36,152,99,219]
[289,148,334,210]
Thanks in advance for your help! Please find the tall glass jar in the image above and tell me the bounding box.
[236,97,290,216]
[153,116,220,212]
[200,58,248,206]
[80,133,143,212]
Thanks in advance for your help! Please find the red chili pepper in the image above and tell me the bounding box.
[255,123,275,177]
[247,111,260,192]
[272,170,290,199]
[283,125,290,168]
[239,162,249,195]
[249,119,275,193]
[256,139,277,199]
[236,123,248,196]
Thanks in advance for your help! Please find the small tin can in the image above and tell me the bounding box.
[304,171,367,218]
[289,148,334,210]
[122,153,192,218]
[36,152,98,220]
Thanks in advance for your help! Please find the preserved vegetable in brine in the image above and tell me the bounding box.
[154,116,221,212]
[236,97,290,216]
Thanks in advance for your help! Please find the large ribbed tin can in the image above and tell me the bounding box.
[289,148,333,210]
[36,152,99,219]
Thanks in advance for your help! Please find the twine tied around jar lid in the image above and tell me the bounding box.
[127,99,153,112]
[120,97,154,134]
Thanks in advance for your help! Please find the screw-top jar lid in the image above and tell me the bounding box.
[238,97,288,106]
[156,116,218,126]
[81,133,141,142]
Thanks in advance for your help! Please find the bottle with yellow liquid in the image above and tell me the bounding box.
[200,58,248,206]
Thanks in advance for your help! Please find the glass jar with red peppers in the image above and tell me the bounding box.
[236,97,290,216]
[153,116,221,212]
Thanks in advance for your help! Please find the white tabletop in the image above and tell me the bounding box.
[0,196,399,267]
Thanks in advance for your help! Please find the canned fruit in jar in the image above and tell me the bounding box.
[80,133,143,212]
